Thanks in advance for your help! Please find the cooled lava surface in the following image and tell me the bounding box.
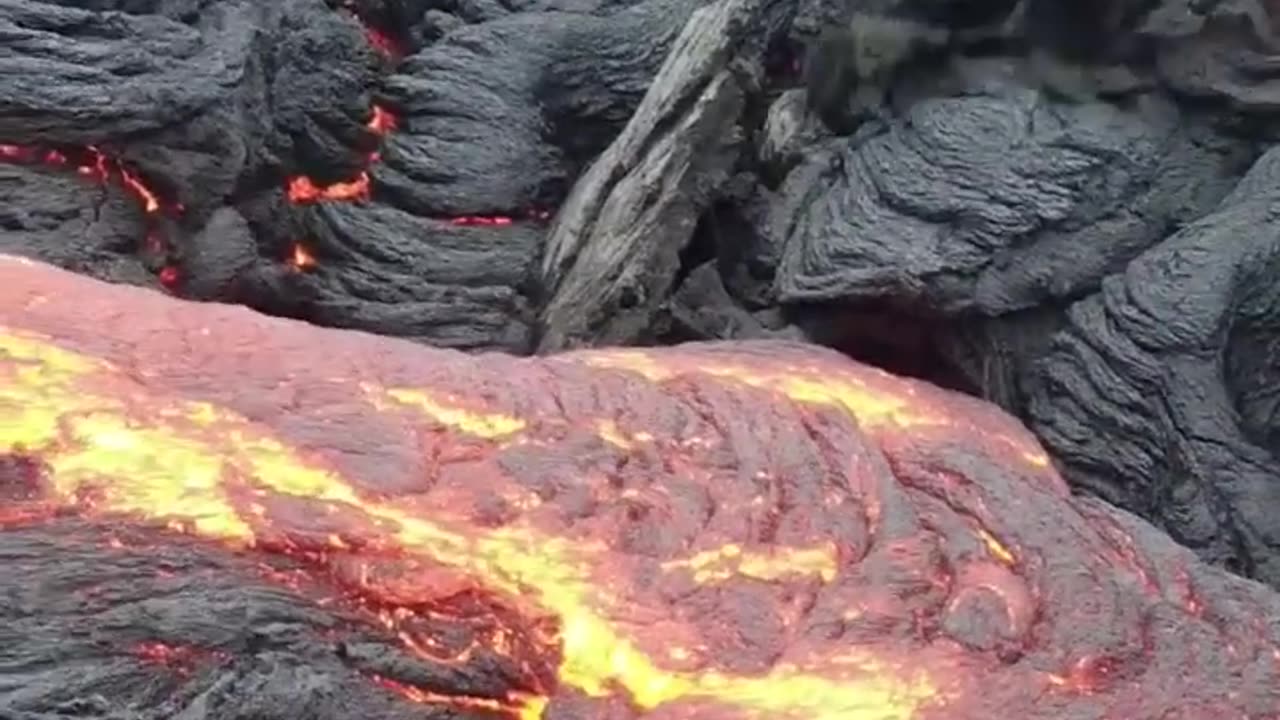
[1,255,1278,720]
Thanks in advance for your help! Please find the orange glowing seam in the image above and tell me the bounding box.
[120,168,161,213]
[0,144,167,215]
[0,329,943,720]
[363,28,402,59]
[451,215,514,226]
[287,173,371,203]
[285,105,397,204]
[157,266,180,288]
[289,243,317,270]
[367,105,398,135]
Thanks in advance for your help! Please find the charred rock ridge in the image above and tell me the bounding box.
[2,256,1279,720]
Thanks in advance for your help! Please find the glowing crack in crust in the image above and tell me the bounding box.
[0,330,941,719]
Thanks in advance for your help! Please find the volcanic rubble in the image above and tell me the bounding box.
[2,0,1280,717]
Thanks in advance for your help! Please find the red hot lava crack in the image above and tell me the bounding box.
[0,143,182,288]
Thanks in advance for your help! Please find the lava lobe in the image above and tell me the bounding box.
[0,255,1278,720]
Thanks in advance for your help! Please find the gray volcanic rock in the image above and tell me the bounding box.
[0,0,698,352]
[692,0,1280,587]
[0,163,160,287]
[1025,145,1280,586]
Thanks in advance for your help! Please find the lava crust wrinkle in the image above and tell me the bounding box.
[1,255,1278,720]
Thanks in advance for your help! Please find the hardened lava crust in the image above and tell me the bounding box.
[1,254,1278,720]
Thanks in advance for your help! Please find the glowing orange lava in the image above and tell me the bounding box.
[451,215,513,226]
[339,0,406,61]
[120,167,161,213]
[0,319,948,718]
[5,256,1277,720]
[287,172,372,203]
[0,262,982,720]
[449,209,553,226]
[289,243,318,270]
[367,105,398,135]
[284,105,395,205]
[158,266,180,288]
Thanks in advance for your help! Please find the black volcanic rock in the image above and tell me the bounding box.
[0,163,160,287]
[690,0,1280,586]
[0,0,698,352]
[1025,145,1280,586]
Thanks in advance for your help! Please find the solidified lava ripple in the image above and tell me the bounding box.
[1,255,1279,720]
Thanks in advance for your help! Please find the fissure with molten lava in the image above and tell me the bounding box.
[1,326,977,719]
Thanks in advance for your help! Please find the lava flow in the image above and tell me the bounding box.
[5,256,1278,720]
[0,320,941,719]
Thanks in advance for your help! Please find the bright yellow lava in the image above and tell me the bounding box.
[0,329,940,720]
[576,350,1051,468]
[372,386,526,438]
[662,542,839,584]
[978,529,1017,567]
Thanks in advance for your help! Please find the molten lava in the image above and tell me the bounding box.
[287,172,373,203]
[340,0,407,61]
[289,243,318,270]
[367,104,398,135]
[2,256,1278,720]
